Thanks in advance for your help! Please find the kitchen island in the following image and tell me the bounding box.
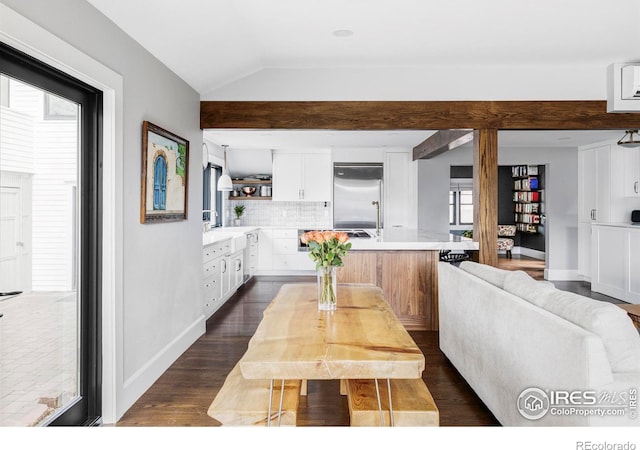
[337,229,478,331]
[204,226,477,331]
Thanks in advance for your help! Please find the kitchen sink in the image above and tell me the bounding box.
[203,231,247,252]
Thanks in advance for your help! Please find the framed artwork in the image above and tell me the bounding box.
[140,121,189,223]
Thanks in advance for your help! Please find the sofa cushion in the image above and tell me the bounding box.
[503,270,556,308]
[539,289,640,373]
[458,261,508,289]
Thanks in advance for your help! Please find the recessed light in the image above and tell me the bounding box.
[332,29,354,38]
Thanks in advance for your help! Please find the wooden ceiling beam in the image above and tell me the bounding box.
[200,100,640,131]
[412,129,473,160]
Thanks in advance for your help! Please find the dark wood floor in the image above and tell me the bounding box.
[116,275,499,427]
[116,256,622,427]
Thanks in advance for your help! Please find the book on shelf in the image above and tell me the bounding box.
[511,165,539,178]
[515,213,541,224]
[513,177,538,190]
[513,191,541,202]
[514,203,540,213]
[516,223,538,233]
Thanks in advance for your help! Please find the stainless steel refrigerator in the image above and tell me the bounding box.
[333,163,383,230]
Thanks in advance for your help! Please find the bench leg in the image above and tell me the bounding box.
[374,379,395,427]
[267,379,286,427]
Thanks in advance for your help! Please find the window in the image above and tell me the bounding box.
[459,190,473,224]
[203,163,222,227]
[450,179,473,226]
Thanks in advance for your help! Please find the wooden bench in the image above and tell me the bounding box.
[346,378,439,426]
[207,363,302,426]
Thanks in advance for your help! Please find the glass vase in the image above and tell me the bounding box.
[317,266,337,311]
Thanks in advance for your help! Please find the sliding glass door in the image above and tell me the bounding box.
[0,42,101,426]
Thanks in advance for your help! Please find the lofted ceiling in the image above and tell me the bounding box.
[87,0,639,149]
[86,0,640,95]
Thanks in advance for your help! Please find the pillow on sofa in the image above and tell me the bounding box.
[458,261,508,289]
[503,270,557,308]
[540,289,640,373]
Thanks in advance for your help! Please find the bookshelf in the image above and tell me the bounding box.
[512,165,543,233]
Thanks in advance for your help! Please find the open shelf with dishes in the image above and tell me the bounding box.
[228,178,272,200]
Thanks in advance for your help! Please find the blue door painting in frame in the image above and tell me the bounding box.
[140,121,189,223]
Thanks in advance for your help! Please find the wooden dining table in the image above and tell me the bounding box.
[238,282,426,425]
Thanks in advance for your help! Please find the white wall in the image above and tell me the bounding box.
[0,0,203,422]
[418,144,579,280]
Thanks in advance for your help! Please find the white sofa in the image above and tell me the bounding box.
[438,261,640,426]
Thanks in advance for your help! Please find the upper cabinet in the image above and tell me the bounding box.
[272,152,332,202]
[622,147,640,198]
[578,144,613,223]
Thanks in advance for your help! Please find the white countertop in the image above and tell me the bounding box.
[202,226,258,247]
[346,228,478,251]
[592,222,640,229]
[203,226,478,251]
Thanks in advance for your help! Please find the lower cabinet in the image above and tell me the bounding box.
[337,250,439,331]
[203,238,238,319]
[230,250,244,292]
[591,224,640,303]
[257,228,314,274]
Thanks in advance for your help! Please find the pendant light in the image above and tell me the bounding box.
[217,144,233,191]
[617,130,640,148]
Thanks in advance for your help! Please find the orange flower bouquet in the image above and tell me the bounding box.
[300,230,351,310]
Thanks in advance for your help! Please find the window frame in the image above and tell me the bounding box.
[203,163,222,227]
[449,178,474,228]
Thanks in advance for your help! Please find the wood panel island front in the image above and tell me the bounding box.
[336,229,478,331]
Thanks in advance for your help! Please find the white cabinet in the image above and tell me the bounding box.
[258,229,273,271]
[591,225,627,300]
[385,152,410,228]
[628,228,640,303]
[591,224,640,304]
[203,238,232,318]
[577,223,591,279]
[257,228,314,274]
[577,143,628,279]
[229,250,244,292]
[243,231,258,281]
[578,144,611,223]
[272,152,332,202]
[273,228,314,271]
[578,145,609,279]
[622,147,640,197]
[203,257,222,315]
[219,254,231,303]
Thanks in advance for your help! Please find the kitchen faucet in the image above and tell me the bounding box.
[202,210,218,231]
[372,201,381,236]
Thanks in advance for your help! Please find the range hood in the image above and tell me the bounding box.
[225,149,273,179]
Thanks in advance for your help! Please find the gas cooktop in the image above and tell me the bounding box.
[339,230,373,239]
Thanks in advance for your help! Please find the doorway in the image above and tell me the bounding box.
[0,43,102,426]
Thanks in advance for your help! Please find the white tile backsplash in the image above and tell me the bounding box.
[226,200,333,228]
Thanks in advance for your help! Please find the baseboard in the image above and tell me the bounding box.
[545,269,582,281]
[256,270,315,276]
[118,316,206,420]
[516,247,546,260]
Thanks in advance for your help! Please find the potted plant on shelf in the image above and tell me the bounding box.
[233,204,245,226]
[300,230,351,311]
